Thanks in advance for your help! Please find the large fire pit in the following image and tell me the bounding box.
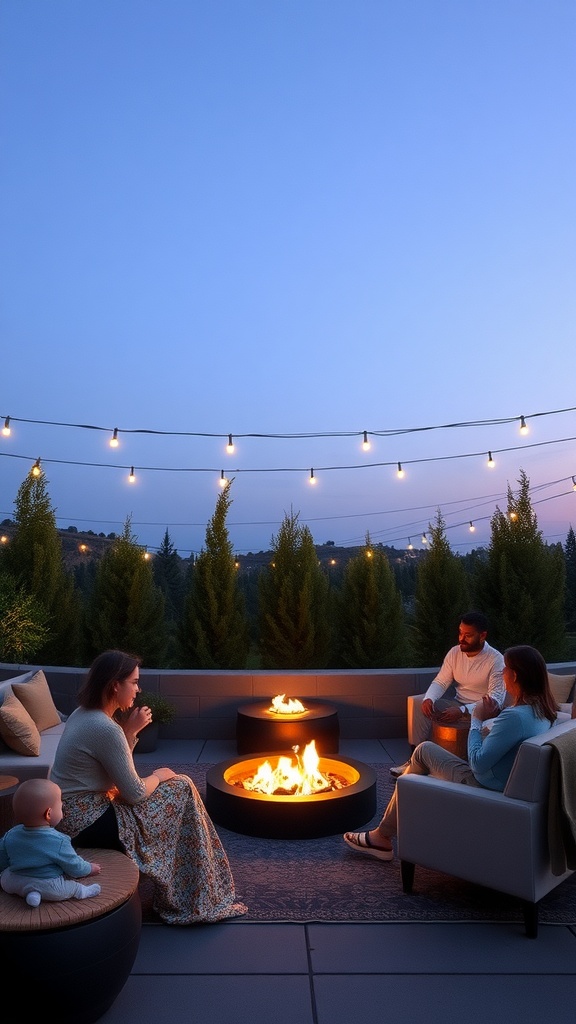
[205,746,376,839]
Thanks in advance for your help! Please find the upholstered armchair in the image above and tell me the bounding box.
[396,717,576,937]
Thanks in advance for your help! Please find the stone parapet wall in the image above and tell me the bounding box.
[2,662,575,740]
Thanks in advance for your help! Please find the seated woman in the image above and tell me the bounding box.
[343,644,558,861]
[51,650,247,924]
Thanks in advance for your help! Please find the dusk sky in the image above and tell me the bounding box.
[1,1,575,559]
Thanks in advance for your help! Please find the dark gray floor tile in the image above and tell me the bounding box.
[100,975,315,1024]
[313,975,576,1024]
[308,922,576,973]
[136,922,309,973]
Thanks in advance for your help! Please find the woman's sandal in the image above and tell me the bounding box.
[342,831,394,861]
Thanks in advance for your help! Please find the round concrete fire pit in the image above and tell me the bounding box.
[236,700,340,755]
[205,754,376,839]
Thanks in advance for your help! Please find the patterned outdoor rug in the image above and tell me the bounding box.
[140,762,576,925]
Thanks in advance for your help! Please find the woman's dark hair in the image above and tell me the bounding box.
[77,650,142,710]
[504,644,557,723]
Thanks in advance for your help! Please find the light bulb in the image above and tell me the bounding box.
[129,467,136,483]
[487,452,495,467]
[469,521,476,532]
[110,428,119,448]
[572,477,576,492]
[2,416,10,437]
[519,415,528,435]
[219,470,227,488]
[407,538,413,550]
[226,434,234,454]
[362,431,370,452]
[397,462,404,478]
[421,533,427,544]
[31,458,41,477]
[309,468,316,485]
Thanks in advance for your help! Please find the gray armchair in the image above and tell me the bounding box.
[396,717,576,937]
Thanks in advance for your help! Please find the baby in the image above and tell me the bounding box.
[0,777,101,907]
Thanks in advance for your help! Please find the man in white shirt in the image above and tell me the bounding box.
[390,611,506,778]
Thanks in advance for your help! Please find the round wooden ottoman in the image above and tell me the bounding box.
[0,847,141,1024]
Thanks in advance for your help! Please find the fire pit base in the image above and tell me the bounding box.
[236,700,339,755]
[205,754,377,840]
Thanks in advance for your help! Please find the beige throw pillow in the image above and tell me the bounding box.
[547,672,576,705]
[0,690,41,756]
[12,670,61,732]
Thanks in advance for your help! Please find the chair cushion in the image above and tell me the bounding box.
[0,690,41,756]
[548,673,575,705]
[12,670,61,732]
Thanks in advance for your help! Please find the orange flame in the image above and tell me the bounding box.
[269,693,307,714]
[242,741,335,795]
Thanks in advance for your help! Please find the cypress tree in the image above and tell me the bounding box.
[86,516,167,665]
[179,481,250,669]
[1,469,81,664]
[411,509,470,667]
[258,509,331,669]
[335,534,406,668]
[564,526,576,635]
[474,469,566,659]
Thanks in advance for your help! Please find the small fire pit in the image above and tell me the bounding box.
[205,742,376,839]
[236,697,340,755]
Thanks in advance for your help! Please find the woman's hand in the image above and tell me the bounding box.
[120,705,153,745]
[473,694,500,722]
[151,767,177,783]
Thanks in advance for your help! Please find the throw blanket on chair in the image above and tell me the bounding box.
[546,731,576,875]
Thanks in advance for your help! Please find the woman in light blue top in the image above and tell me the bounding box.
[343,645,558,861]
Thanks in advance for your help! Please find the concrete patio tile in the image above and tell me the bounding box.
[313,974,576,1024]
[136,921,309,973]
[308,922,576,973]
[100,975,315,1024]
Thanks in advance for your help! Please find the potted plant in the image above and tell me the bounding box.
[133,691,177,753]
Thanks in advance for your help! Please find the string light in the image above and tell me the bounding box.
[362,431,371,452]
[519,416,528,435]
[573,477,576,491]
[226,434,234,454]
[407,538,413,550]
[469,521,476,532]
[309,468,316,485]
[3,403,574,441]
[128,467,136,483]
[31,458,41,477]
[219,469,227,488]
[2,416,10,436]
[509,510,518,520]
[109,428,119,448]
[421,532,427,544]
[487,452,495,467]
[397,462,404,478]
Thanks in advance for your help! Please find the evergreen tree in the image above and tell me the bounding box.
[86,517,167,665]
[474,469,566,659]
[179,481,250,668]
[0,571,49,662]
[564,526,576,635]
[335,533,406,668]
[153,530,185,620]
[411,509,470,667]
[258,508,331,668]
[1,469,81,664]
